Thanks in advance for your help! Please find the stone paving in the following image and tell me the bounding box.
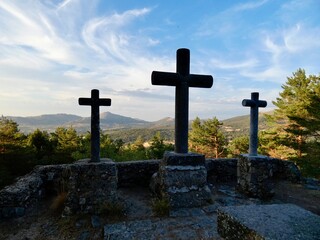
[103,180,320,240]
[103,184,262,240]
[104,207,221,240]
[1,181,319,240]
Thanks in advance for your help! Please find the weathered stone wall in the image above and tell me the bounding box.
[273,158,301,183]
[236,155,302,199]
[0,157,302,219]
[206,158,238,183]
[0,170,44,218]
[116,160,160,187]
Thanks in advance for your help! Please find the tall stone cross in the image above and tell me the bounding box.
[242,92,267,156]
[152,48,213,153]
[79,89,111,162]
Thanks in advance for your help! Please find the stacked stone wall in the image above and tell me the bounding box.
[116,160,160,187]
[206,158,238,183]
[236,155,302,199]
[0,157,301,219]
[0,171,43,218]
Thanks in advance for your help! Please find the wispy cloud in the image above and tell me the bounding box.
[0,0,319,121]
[232,0,269,12]
[82,8,151,61]
[0,1,175,119]
[210,58,258,70]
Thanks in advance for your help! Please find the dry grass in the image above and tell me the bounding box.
[50,192,67,214]
[99,202,126,222]
[151,198,170,217]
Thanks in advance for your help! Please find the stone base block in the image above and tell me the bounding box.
[162,152,206,166]
[157,152,212,209]
[165,185,212,208]
[217,204,320,240]
[63,159,118,215]
[237,154,275,199]
[160,165,207,188]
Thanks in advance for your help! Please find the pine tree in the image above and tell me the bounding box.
[189,117,227,158]
[53,127,79,153]
[28,129,53,159]
[227,135,249,157]
[0,117,25,154]
[147,132,173,159]
[266,69,320,178]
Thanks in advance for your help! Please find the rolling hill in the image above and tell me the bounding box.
[6,112,175,133]
[4,111,272,142]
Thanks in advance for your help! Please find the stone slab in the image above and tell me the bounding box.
[162,152,205,166]
[217,204,320,240]
[104,213,219,240]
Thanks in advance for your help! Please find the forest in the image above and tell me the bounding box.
[1,69,319,189]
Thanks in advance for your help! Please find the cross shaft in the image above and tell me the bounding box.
[242,92,267,156]
[79,89,111,162]
[152,48,213,153]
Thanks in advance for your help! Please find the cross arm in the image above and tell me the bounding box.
[98,99,112,106]
[242,99,267,107]
[188,74,213,88]
[151,71,179,86]
[79,98,92,106]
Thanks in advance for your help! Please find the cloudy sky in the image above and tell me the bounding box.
[0,0,319,121]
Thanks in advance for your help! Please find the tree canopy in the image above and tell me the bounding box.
[189,117,227,158]
[266,69,320,177]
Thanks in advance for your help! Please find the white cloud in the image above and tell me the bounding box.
[210,58,258,70]
[232,0,269,12]
[283,24,320,53]
[0,1,175,119]
[57,0,73,10]
[82,8,152,62]
[0,0,319,121]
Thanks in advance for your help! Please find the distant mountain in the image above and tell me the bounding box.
[148,117,175,129]
[10,113,82,126]
[5,111,273,140]
[6,112,151,133]
[221,111,271,138]
[71,111,149,131]
[9,114,82,133]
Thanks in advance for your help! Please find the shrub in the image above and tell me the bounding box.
[151,198,170,217]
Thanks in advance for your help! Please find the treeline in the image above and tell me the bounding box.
[0,120,174,189]
[104,128,174,143]
[188,69,320,179]
[0,69,319,189]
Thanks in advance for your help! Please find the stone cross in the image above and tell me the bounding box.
[79,89,111,162]
[242,92,267,156]
[152,48,213,153]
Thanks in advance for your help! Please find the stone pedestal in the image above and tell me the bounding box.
[157,152,212,208]
[63,159,118,215]
[237,154,275,199]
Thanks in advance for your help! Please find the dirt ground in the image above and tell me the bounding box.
[0,181,319,240]
[274,180,320,215]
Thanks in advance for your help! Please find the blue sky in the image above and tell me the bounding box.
[0,0,319,121]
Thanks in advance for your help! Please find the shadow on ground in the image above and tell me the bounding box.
[0,180,319,240]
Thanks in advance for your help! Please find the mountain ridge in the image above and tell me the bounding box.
[6,112,170,133]
[4,111,271,139]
